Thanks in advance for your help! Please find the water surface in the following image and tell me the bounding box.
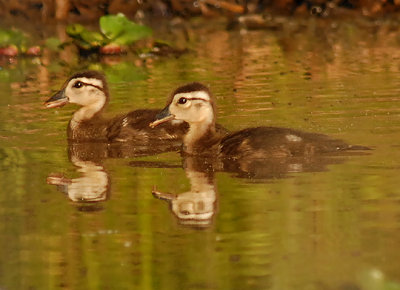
[0,18,400,290]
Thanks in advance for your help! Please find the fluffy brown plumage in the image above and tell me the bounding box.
[45,71,189,145]
[150,82,370,159]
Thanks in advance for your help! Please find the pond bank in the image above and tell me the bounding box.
[1,0,400,24]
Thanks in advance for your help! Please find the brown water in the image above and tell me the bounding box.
[0,18,400,290]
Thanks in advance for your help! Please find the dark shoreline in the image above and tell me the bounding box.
[1,0,400,24]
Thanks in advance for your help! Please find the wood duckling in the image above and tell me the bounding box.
[44,71,188,145]
[150,82,370,159]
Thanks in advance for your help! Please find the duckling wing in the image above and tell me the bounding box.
[106,109,189,143]
[215,123,230,137]
[220,127,360,159]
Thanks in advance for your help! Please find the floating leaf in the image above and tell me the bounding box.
[0,28,30,51]
[66,24,85,37]
[66,14,152,53]
[100,14,129,40]
[80,31,105,47]
[8,30,28,47]
[45,37,62,50]
[0,30,11,45]
[113,25,152,45]
[100,14,152,45]
[66,24,106,50]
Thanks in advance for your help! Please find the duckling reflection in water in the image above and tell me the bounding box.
[150,82,370,161]
[47,145,110,204]
[152,156,217,228]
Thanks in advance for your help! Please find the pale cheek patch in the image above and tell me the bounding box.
[286,134,302,142]
[190,105,213,124]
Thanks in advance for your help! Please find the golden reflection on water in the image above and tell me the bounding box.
[0,18,399,290]
[152,156,218,228]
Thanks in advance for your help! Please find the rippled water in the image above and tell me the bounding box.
[0,18,400,290]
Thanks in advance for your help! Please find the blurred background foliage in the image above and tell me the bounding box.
[0,0,400,23]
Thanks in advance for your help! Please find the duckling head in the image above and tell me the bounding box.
[150,82,216,128]
[45,71,109,111]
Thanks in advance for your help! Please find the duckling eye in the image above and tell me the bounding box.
[178,97,187,104]
[73,81,83,89]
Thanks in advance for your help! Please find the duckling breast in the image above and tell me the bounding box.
[67,118,108,142]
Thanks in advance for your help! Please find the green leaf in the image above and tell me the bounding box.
[80,31,105,47]
[66,24,85,37]
[100,14,129,40]
[66,14,152,52]
[0,29,11,45]
[66,24,105,50]
[100,13,152,45]
[113,25,152,45]
[45,37,62,51]
[0,28,30,49]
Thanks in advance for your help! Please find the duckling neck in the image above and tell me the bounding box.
[68,102,107,141]
[184,121,219,155]
[72,102,105,124]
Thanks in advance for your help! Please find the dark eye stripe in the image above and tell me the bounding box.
[74,81,103,91]
[178,97,209,102]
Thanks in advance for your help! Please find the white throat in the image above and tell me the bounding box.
[71,95,106,125]
[184,118,214,153]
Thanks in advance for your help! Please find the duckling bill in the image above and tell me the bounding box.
[149,107,175,128]
[45,89,69,108]
[150,82,370,158]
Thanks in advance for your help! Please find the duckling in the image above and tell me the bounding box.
[44,70,189,145]
[150,82,370,159]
